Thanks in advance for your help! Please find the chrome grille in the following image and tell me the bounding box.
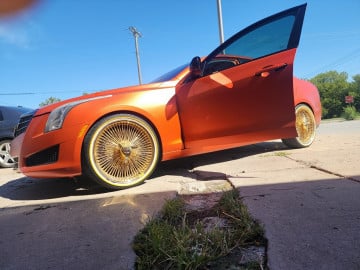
[14,110,36,137]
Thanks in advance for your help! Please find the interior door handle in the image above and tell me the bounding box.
[255,63,288,77]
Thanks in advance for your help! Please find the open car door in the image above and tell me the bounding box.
[176,4,307,152]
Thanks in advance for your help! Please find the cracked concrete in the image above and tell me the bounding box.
[0,120,359,269]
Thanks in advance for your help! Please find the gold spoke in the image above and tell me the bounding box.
[92,118,155,184]
[295,106,315,145]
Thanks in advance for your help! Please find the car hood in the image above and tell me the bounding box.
[34,80,178,116]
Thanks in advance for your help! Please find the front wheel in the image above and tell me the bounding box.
[82,114,160,190]
[282,104,316,148]
[0,140,16,168]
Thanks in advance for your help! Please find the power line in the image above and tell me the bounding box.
[0,93,35,95]
[304,47,360,78]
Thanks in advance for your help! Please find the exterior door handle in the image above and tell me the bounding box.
[255,63,288,77]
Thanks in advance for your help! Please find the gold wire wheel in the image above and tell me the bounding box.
[295,104,316,146]
[85,114,159,189]
[282,104,316,148]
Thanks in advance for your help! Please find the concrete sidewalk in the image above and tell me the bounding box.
[191,121,360,269]
[0,120,359,269]
[229,154,360,270]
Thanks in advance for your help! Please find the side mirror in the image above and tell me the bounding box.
[189,56,202,78]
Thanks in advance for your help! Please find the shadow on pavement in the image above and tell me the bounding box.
[155,141,287,177]
[235,177,360,270]
[0,177,359,270]
[0,190,175,270]
[0,176,110,201]
[0,141,287,201]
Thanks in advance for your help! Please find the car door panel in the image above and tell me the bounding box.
[177,49,297,149]
[176,4,306,150]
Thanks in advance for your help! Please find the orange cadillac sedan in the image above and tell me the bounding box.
[11,4,321,189]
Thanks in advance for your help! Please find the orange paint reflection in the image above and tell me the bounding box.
[210,72,234,89]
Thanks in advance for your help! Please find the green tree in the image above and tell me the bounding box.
[310,71,350,119]
[349,74,360,111]
[39,97,61,107]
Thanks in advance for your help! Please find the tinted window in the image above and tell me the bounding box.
[225,15,295,59]
[203,13,296,76]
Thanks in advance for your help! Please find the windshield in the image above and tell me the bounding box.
[151,63,188,83]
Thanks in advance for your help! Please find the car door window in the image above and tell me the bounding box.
[226,16,295,58]
[203,10,299,76]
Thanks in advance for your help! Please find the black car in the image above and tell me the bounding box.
[0,106,33,168]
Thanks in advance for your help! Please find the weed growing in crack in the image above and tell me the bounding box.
[274,151,289,157]
[133,190,266,269]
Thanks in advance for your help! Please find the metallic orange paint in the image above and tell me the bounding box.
[293,78,322,126]
[10,4,321,181]
[11,64,321,179]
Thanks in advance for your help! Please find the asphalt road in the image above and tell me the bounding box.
[0,119,359,270]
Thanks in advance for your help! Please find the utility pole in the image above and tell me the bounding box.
[129,26,143,85]
[216,0,225,44]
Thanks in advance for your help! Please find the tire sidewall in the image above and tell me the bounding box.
[0,139,15,168]
[295,104,316,147]
[82,114,160,189]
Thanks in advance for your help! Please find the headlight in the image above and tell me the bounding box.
[44,95,112,132]
[45,101,82,132]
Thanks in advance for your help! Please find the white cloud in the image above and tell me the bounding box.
[0,22,34,49]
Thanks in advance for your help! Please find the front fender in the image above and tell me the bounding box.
[65,88,184,161]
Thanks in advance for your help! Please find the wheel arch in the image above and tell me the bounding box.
[282,102,317,148]
[293,77,322,126]
[80,111,164,189]
[65,92,183,173]
[295,101,313,112]
[294,101,320,128]
[0,137,14,142]
[81,110,164,161]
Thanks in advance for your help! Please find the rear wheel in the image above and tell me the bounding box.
[282,104,316,148]
[82,114,160,189]
[0,140,15,168]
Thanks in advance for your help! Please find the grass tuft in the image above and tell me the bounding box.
[133,190,266,269]
[274,151,289,157]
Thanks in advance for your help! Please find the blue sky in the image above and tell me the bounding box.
[0,0,359,109]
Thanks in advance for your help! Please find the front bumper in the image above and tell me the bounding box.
[11,113,90,178]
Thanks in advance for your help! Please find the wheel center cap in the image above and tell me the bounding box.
[121,146,131,157]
